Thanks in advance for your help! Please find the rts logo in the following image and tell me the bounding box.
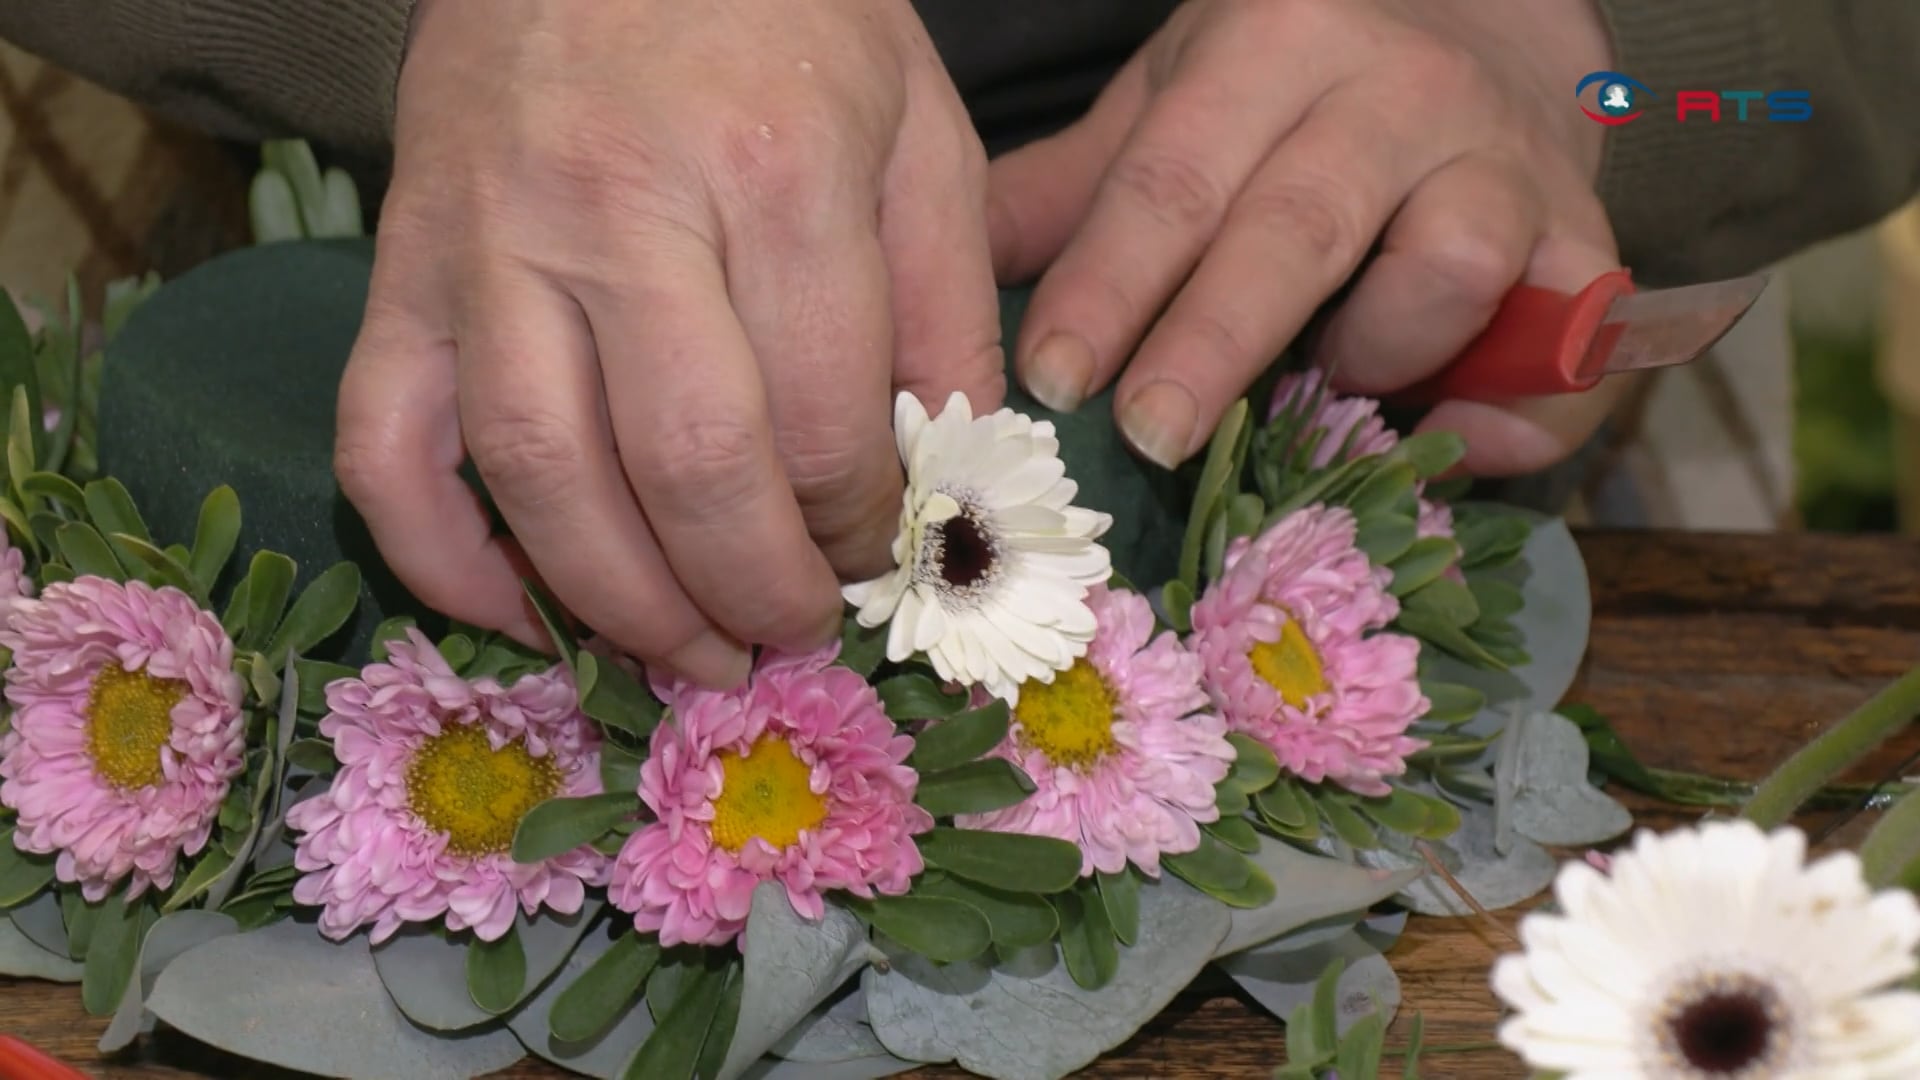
[1575,71,1812,124]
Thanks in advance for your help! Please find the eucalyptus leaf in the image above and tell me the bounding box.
[147,917,526,1078]
[1222,928,1400,1035]
[1212,835,1422,958]
[767,988,890,1063]
[98,910,238,1052]
[1392,800,1557,916]
[0,913,82,981]
[718,883,873,1078]
[509,918,659,1080]
[375,901,602,1031]
[1501,710,1632,847]
[742,1056,916,1080]
[907,701,1010,773]
[8,888,69,957]
[865,877,1229,1080]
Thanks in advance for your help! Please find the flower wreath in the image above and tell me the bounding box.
[0,144,1915,1080]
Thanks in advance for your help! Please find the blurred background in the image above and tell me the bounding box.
[0,43,1909,536]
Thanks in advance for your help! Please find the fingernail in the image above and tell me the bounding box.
[669,630,754,690]
[1024,333,1094,413]
[1120,381,1199,469]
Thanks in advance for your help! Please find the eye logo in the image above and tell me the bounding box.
[1576,71,1655,125]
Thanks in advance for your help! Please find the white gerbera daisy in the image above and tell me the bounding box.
[843,391,1113,703]
[1492,820,1920,1080]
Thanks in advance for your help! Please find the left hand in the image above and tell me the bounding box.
[987,0,1623,476]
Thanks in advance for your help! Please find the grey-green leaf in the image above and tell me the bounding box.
[147,918,526,1078]
[1501,710,1632,847]
[864,877,1229,1079]
[1390,800,1557,916]
[718,883,873,1078]
[1222,928,1400,1036]
[508,919,659,1079]
[98,910,238,1052]
[375,902,602,1031]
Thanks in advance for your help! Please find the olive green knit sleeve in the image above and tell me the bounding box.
[0,0,412,158]
[1594,0,1920,285]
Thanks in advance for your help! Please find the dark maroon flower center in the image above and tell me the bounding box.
[927,508,996,591]
[1661,980,1786,1076]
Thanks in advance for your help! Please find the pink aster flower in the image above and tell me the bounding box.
[0,532,33,625]
[1268,368,1398,467]
[286,630,610,944]
[956,586,1234,878]
[0,577,244,902]
[611,643,931,949]
[1189,505,1428,796]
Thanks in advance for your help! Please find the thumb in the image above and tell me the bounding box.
[986,58,1148,285]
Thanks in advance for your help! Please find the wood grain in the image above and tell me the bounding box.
[5,528,1919,1079]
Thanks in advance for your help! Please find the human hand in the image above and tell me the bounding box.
[334,0,1003,687]
[987,0,1623,477]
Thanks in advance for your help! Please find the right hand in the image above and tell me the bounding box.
[334,0,1005,688]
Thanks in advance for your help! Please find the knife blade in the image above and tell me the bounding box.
[1393,270,1770,404]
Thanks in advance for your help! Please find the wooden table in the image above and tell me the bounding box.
[6,529,1919,1079]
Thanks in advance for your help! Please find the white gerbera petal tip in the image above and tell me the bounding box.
[1492,819,1920,1080]
[843,391,1113,702]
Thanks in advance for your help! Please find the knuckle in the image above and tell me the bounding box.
[649,415,767,509]
[1177,309,1261,367]
[1234,180,1362,272]
[1416,221,1522,302]
[1396,38,1485,98]
[466,411,584,497]
[525,112,678,215]
[709,108,838,205]
[332,433,397,509]
[1107,150,1226,230]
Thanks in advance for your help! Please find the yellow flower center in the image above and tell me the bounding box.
[1248,612,1328,708]
[406,723,562,857]
[711,735,828,853]
[86,662,185,790]
[1013,659,1117,770]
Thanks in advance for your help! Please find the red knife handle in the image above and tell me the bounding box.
[1393,269,1635,404]
[0,1036,90,1080]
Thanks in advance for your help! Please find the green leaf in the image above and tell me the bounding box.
[1354,787,1433,837]
[1390,537,1459,597]
[1385,430,1466,478]
[521,580,578,666]
[1455,511,1530,569]
[623,956,730,1080]
[1335,1008,1388,1079]
[914,874,1059,950]
[1096,869,1140,947]
[107,533,201,599]
[294,660,357,714]
[0,497,32,553]
[913,758,1036,817]
[1353,514,1417,565]
[1404,577,1479,628]
[1319,795,1380,850]
[550,929,660,1043]
[366,615,417,661]
[1225,492,1266,541]
[20,471,84,512]
[1205,815,1262,854]
[511,793,642,863]
[81,891,155,1016]
[693,961,743,1080]
[161,847,237,913]
[1204,859,1277,909]
[1053,884,1119,991]
[264,561,361,665]
[1161,578,1195,633]
[0,829,55,905]
[1224,733,1281,792]
[1254,779,1313,830]
[914,827,1081,894]
[82,478,149,544]
[219,576,252,640]
[861,894,992,964]
[1201,504,1230,583]
[1311,957,1345,1061]
[239,551,296,652]
[284,739,338,774]
[599,738,644,797]
[1216,783,1250,816]
[876,673,970,721]
[1346,462,1417,518]
[1403,1011,1427,1080]
[1177,398,1249,590]
[908,699,1010,772]
[1468,577,1524,620]
[577,652,662,739]
[466,922,528,1015]
[437,633,476,672]
[1397,609,1506,670]
[1162,832,1251,895]
[55,521,122,579]
[837,616,887,678]
[63,891,96,960]
[1420,681,1486,724]
[7,386,37,498]
[0,292,40,460]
